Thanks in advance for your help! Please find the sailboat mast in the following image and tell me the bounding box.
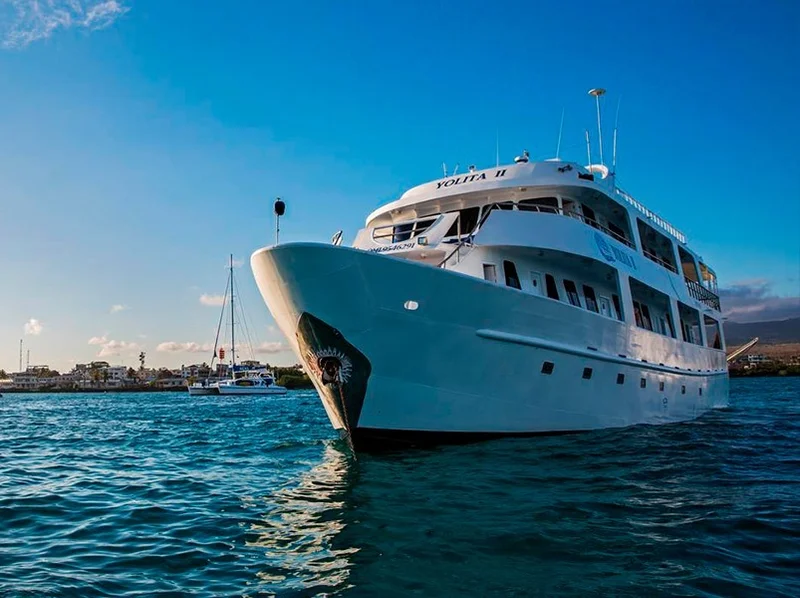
[230,254,236,377]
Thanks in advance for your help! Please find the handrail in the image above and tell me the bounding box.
[615,187,687,244]
[685,277,721,311]
[642,248,679,274]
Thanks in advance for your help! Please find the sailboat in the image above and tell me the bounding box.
[188,255,287,396]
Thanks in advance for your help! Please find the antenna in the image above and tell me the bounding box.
[585,129,592,167]
[273,197,286,245]
[612,95,621,174]
[588,88,606,165]
[442,162,448,178]
[452,163,459,176]
[555,108,565,160]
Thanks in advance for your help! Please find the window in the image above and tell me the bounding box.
[665,312,676,338]
[563,280,581,307]
[612,294,622,321]
[581,204,598,227]
[482,264,497,283]
[608,221,626,241]
[699,387,703,396]
[545,274,560,300]
[704,315,722,349]
[444,207,481,238]
[659,381,665,391]
[503,260,521,290]
[616,373,625,385]
[583,285,599,313]
[641,304,653,331]
[681,385,686,395]
[541,361,554,375]
[518,197,558,213]
[633,301,644,328]
[582,367,593,379]
[640,378,646,388]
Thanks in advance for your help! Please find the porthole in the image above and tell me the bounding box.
[403,300,419,311]
[582,367,593,379]
[541,361,555,375]
[616,373,625,385]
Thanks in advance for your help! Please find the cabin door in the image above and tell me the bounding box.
[530,271,543,296]
[599,296,612,318]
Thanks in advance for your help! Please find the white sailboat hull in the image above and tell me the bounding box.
[251,242,728,449]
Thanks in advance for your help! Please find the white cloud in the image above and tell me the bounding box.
[199,294,226,307]
[157,341,214,354]
[110,304,128,314]
[97,339,139,358]
[254,341,285,354]
[87,336,139,357]
[24,318,43,335]
[1,1,129,49]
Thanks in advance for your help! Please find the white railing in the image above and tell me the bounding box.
[615,188,687,245]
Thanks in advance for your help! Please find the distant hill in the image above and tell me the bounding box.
[724,317,800,346]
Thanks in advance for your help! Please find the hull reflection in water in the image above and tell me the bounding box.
[245,443,358,594]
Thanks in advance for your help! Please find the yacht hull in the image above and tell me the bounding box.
[251,243,728,449]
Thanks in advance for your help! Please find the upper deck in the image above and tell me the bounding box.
[356,159,720,311]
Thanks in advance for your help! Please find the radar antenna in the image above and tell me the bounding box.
[588,88,606,166]
[555,108,565,160]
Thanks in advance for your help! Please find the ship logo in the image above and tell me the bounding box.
[305,348,353,386]
[595,232,615,262]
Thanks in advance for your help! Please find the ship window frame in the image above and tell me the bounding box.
[563,279,582,307]
[659,381,665,391]
[482,263,497,283]
[582,367,593,379]
[541,361,555,375]
[503,260,522,290]
[583,285,599,313]
[545,274,560,301]
[616,373,625,385]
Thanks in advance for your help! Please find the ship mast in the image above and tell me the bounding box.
[229,254,236,378]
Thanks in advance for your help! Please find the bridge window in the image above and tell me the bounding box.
[545,274,560,300]
[518,197,558,213]
[563,280,581,307]
[503,260,521,290]
[699,262,718,294]
[704,315,722,349]
[444,207,480,237]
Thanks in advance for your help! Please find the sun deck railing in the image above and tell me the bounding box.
[615,188,687,245]
[685,278,721,311]
[642,248,679,274]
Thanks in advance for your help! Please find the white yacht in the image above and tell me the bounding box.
[215,370,287,395]
[188,255,287,397]
[251,91,728,449]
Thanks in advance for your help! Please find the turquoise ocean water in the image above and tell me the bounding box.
[1,378,798,597]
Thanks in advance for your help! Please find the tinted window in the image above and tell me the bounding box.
[503,261,521,290]
[563,280,581,307]
[545,274,560,300]
[583,285,598,312]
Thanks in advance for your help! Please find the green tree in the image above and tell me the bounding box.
[126,368,137,385]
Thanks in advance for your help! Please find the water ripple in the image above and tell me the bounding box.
[0,380,798,596]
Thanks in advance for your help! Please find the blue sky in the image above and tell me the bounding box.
[1,0,798,372]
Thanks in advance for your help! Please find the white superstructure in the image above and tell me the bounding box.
[251,106,728,449]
